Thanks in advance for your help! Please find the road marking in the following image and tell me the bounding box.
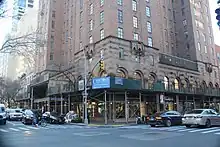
[9,128,20,131]
[18,127,30,131]
[189,127,218,133]
[26,126,39,130]
[7,121,16,126]
[214,132,220,135]
[166,127,185,131]
[201,129,220,134]
[178,128,195,132]
[0,129,8,132]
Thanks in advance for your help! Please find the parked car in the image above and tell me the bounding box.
[182,109,220,128]
[147,111,183,127]
[8,109,22,121]
[0,104,6,125]
[21,109,34,125]
[43,112,65,124]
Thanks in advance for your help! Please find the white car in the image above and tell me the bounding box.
[182,109,220,128]
[8,109,23,121]
[0,104,7,125]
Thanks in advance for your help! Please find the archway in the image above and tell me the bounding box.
[215,83,219,88]
[116,67,128,78]
[148,73,156,89]
[209,82,213,88]
[174,78,180,90]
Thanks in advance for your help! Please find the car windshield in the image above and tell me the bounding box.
[0,107,5,113]
[26,110,33,115]
[187,110,203,114]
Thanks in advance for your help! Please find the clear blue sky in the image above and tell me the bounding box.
[0,0,219,46]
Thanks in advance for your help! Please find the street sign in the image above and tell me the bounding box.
[78,80,84,91]
[92,77,110,89]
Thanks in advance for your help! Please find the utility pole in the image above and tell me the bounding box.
[83,49,89,125]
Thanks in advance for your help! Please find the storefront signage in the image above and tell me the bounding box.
[115,77,123,85]
[92,77,110,89]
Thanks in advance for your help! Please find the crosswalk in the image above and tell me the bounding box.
[0,125,90,133]
[120,125,220,136]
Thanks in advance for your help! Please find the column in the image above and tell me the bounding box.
[109,93,112,120]
[55,96,57,112]
[31,87,34,109]
[47,98,50,112]
[176,95,180,112]
[156,94,160,112]
[125,92,128,123]
[61,94,63,114]
[112,93,116,122]
[104,90,107,125]
[68,94,71,112]
[139,93,146,116]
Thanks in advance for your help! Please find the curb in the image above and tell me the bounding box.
[68,123,139,128]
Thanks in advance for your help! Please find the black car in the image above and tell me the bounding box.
[43,112,65,124]
[21,109,34,125]
[147,111,183,127]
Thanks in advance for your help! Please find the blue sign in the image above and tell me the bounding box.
[92,77,110,89]
[18,0,26,8]
[115,77,123,85]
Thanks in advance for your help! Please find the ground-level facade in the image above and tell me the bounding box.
[16,36,220,124]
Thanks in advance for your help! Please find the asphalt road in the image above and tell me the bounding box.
[0,121,220,147]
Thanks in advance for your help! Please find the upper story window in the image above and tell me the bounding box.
[117,28,123,38]
[90,3,93,15]
[146,6,151,17]
[100,29,104,40]
[147,21,152,33]
[100,11,104,24]
[89,20,93,31]
[148,37,153,47]
[197,42,201,51]
[89,36,93,43]
[119,47,124,59]
[132,0,137,11]
[133,33,139,40]
[117,0,122,5]
[204,46,207,53]
[133,16,138,28]
[118,10,123,23]
[100,0,104,6]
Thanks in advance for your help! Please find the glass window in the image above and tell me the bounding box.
[148,37,153,47]
[133,16,138,28]
[133,33,138,40]
[117,27,123,38]
[89,36,93,43]
[146,6,151,17]
[147,21,152,33]
[100,11,104,24]
[100,0,104,6]
[132,0,137,11]
[100,29,104,40]
[202,33,206,42]
[196,30,199,38]
[0,107,5,113]
[26,110,33,115]
[187,109,203,114]
[89,20,93,31]
[90,3,93,14]
[118,10,123,23]
[119,47,124,59]
[117,0,122,5]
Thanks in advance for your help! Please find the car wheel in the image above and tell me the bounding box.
[165,120,172,127]
[150,125,155,127]
[205,119,211,128]
[185,125,191,128]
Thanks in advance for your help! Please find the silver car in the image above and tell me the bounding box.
[182,109,220,128]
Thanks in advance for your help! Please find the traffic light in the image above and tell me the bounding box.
[99,60,105,71]
[215,7,220,27]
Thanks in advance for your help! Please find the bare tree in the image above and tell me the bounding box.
[0,77,21,107]
[0,31,46,68]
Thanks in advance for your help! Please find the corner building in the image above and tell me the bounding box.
[29,0,220,123]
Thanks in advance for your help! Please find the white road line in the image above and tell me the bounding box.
[201,129,220,134]
[0,129,9,132]
[18,127,30,131]
[9,128,20,131]
[178,128,195,132]
[7,121,16,126]
[25,126,39,130]
[166,127,185,131]
[189,127,218,133]
[214,132,220,135]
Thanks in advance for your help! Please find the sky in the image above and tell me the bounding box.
[0,0,219,47]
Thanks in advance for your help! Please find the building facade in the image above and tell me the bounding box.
[27,0,220,123]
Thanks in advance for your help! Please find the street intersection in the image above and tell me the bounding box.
[0,121,220,147]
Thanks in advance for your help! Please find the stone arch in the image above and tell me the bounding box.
[209,82,213,88]
[133,70,144,80]
[116,67,128,78]
[147,72,156,89]
[215,83,219,88]
[77,75,83,80]
[201,81,207,89]
[99,70,107,77]
[164,76,169,90]
[184,78,190,88]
